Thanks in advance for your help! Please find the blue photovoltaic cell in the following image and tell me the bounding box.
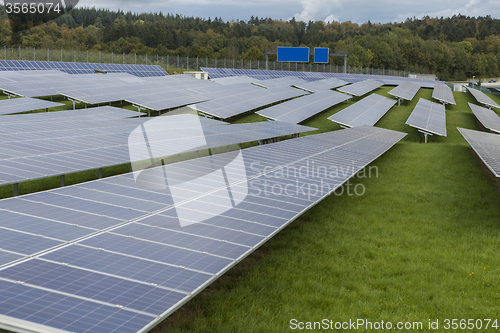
[0,229,62,256]
[0,252,24,267]
[0,260,186,316]
[277,47,310,62]
[314,48,329,63]
[40,245,212,293]
[0,280,154,333]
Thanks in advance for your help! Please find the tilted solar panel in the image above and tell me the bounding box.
[0,115,314,186]
[432,83,456,105]
[0,125,406,333]
[458,127,500,177]
[257,90,351,124]
[468,103,500,133]
[0,97,63,115]
[388,81,421,104]
[405,98,447,142]
[293,77,349,93]
[466,87,500,109]
[328,93,396,127]
[337,79,384,96]
[200,68,444,88]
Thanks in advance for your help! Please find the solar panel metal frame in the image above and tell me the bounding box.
[468,103,500,134]
[458,127,500,177]
[0,125,406,333]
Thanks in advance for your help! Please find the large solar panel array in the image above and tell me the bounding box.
[253,76,307,89]
[0,97,63,115]
[0,60,167,77]
[458,127,500,177]
[210,75,259,85]
[432,83,456,105]
[292,77,349,93]
[388,81,421,104]
[192,87,307,120]
[257,90,351,124]
[327,93,396,127]
[466,87,500,109]
[200,68,444,88]
[469,103,500,134]
[0,115,314,186]
[337,79,384,96]
[405,98,447,142]
[0,125,406,333]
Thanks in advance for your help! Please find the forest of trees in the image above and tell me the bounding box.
[1,6,500,80]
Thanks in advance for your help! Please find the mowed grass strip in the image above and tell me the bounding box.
[156,87,500,332]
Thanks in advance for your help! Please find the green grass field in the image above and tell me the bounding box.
[1,85,499,333]
[152,87,500,332]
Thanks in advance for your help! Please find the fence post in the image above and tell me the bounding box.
[135,53,136,65]
[241,59,243,69]
[47,48,49,61]
[157,54,158,66]
[87,50,88,63]
[123,53,125,64]
[99,51,101,63]
[215,58,217,68]
[167,55,169,69]
[177,55,179,69]
[61,48,62,62]
[233,59,235,69]
[146,54,147,65]
[112,52,113,64]
[19,46,21,60]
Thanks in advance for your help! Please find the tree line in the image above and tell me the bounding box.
[1,7,500,80]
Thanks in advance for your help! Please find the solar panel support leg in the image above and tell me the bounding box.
[250,141,252,147]
[398,98,401,106]
[60,175,65,187]
[129,163,132,172]
[196,150,199,158]
[13,183,18,196]
[424,133,428,144]
[98,168,102,179]
[177,154,180,162]
[227,145,229,152]
[45,108,48,112]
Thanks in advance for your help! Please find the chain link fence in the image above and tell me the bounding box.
[1,46,427,78]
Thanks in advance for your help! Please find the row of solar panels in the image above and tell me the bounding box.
[0,111,315,186]
[0,125,407,333]
[0,60,167,77]
[200,67,445,88]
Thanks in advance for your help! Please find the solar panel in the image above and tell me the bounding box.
[0,115,314,186]
[193,87,307,120]
[211,75,259,85]
[466,87,500,109]
[0,60,167,78]
[388,81,421,105]
[292,77,348,92]
[328,93,396,127]
[0,125,406,333]
[0,106,142,122]
[0,97,63,115]
[254,77,307,89]
[458,127,500,177]
[257,90,351,124]
[432,83,456,105]
[337,79,384,96]
[405,98,447,142]
[468,103,500,134]
[200,68,445,89]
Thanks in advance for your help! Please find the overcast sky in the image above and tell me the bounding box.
[80,0,500,24]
